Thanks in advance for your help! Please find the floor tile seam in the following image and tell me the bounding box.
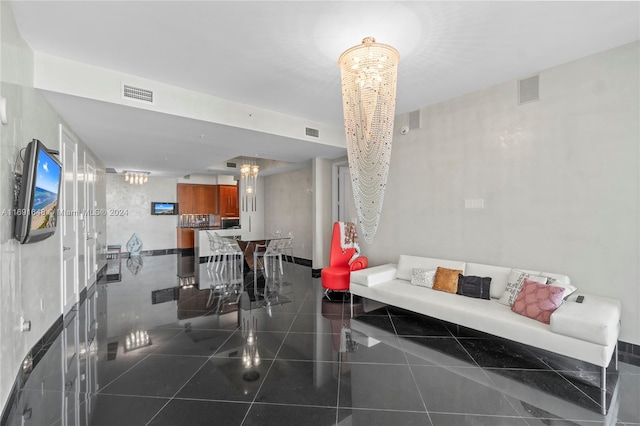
[242,288,330,425]
[403,352,434,425]
[245,401,342,410]
[93,391,170,400]
[165,357,213,403]
[545,367,604,407]
[242,342,282,424]
[337,406,430,414]
[446,334,483,370]
[208,324,245,359]
[271,358,341,365]
[154,326,241,332]
[341,360,420,367]
[169,396,252,405]
[426,410,526,419]
[142,352,219,359]
[144,398,174,426]
[518,414,610,423]
[96,352,153,393]
[483,366,573,373]
[443,333,531,418]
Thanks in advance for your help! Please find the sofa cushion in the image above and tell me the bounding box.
[351,264,397,287]
[511,279,565,324]
[498,269,548,306]
[550,294,621,346]
[433,267,463,294]
[396,255,466,281]
[457,275,491,300]
[411,268,436,287]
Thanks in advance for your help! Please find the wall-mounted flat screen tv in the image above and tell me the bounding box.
[151,202,178,215]
[14,139,63,244]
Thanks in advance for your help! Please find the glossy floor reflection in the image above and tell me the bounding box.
[4,253,640,426]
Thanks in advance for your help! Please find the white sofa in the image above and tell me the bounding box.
[349,255,622,415]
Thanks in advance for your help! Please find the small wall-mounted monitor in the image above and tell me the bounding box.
[151,202,178,215]
[14,139,63,244]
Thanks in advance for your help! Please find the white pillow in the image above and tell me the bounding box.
[411,268,436,288]
[541,274,577,299]
[497,269,548,306]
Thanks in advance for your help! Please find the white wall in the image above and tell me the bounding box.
[106,174,177,252]
[363,42,639,344]
[0,1,106,409]
[264,165,313,261]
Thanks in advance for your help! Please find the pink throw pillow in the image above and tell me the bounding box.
[511,279,565,324]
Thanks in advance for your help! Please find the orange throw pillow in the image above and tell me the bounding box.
[433,267,463,294]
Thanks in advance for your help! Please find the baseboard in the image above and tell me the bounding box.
[122,248,181,258]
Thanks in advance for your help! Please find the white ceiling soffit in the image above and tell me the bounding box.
[10,1,640,177]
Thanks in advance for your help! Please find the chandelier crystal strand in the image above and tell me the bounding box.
[339,37,399,243]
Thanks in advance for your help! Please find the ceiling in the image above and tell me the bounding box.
[9,1,639,178]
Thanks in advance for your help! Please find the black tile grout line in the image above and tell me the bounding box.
[523,346,612,413]
[410,323,617,419]
[389,312,437,426]
[239,277,317,426]
[143,324,241,426]
[389,314,561,424]
[96,352,155,395]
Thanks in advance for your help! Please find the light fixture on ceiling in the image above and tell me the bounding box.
[339,37,400,244]
[124,171,150,185]
[240,159,259,212]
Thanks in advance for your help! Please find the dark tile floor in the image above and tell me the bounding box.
[4,253,640,426]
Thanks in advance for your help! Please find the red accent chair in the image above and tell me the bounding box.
[321,222,368,299]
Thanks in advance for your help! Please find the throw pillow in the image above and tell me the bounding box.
[511,279,565,324]
[542,275,577,299]
[411,268,436,288]
[498,269,548,307]
[457,275,492,300]
[432,267,463,294]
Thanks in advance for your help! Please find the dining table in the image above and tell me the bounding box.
[235,235,290,272]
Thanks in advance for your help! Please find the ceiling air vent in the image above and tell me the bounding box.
[122,84,154,103]
[105,168,118,174]
[305,127,319,138]
[226,162,237,169]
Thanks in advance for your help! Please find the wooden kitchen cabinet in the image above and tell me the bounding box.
[176,184,219,249]
[177,184,218,214]
[177,228,194,249]
[219,185,239,217]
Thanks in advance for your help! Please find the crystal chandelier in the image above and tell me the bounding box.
[240,160,259,211]
[124,171,149,185]
[339,37,399,243]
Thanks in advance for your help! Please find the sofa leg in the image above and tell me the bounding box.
[601,366,607,415]
[615,342,619,371]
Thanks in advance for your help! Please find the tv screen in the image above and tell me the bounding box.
[151,202,178,215]
[14,139,63,244]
